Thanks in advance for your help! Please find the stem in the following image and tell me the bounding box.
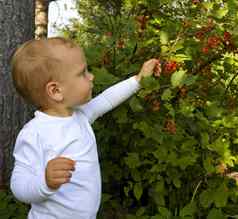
[191,180,202,203]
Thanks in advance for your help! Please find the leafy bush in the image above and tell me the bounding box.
[0,187,30,219]
[3,0,238,218]
[61,0,238,218]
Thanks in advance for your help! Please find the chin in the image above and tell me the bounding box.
[80,96,92,105]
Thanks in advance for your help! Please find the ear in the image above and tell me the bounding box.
[45,81,64,102]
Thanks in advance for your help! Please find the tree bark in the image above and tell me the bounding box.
[35,0,49,39]
[35,0,56,39]
[0,0,36,190]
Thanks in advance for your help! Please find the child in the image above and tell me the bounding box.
[10,37,160,219]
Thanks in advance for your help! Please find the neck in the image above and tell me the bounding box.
[40,106,74,117]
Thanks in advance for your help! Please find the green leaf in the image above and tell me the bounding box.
[201,132,209,148]
[214,184,229,207]
[164,103,175,117]
[129,96,144,112]
[133,121,162,143]
[214,4,229,19]
[124,153,140,169]
[199,189,214,208]
[202,2,214,10]
[140,77,160,91]
[179,99,195,117]
[171,69,187,88]
[183,75,198,86]
[158,207,172,217]
[101,193,112,203]
[160,31,169,45]
[205,101,223,118]
[151,215,164,219]
[173,177,181,188]
[92,67,119,87]
[131,169,141,182]
[113,106,128,123]
[207,208,224,219]
[179,202,197,217]
[173,53,191,62]
[161,88,173,101]
[203,157,216,174]
[136,207,146,216]
[207,136,230,157]
[134,182,143,200]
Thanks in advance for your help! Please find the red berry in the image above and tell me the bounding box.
[163,61,178,75]
[164,119,176,134]
[192,0,200,4]
[151,100,160,111]
[144,94,152,102]
[202,46,209,54]
[224,31,231,42]
[105,32,112,37]
[116,39,125,49]
[195,31,205,40]
[207,36,221,48]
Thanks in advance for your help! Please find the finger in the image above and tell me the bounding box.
[51,158,76,167]
[52,177,70,186]
[51,170,72,179]
[55,157,76,164]
[52,163,76,171]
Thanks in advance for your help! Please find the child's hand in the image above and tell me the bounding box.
[45,157,76,190]
[135,58,161,82]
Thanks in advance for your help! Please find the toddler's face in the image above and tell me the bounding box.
[53,45,94,107]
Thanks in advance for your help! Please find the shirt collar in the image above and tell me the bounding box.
[34,110,75,121]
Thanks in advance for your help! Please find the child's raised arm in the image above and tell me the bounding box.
[76,59,160,124]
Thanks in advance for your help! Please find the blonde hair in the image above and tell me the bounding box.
[11,37,78,108]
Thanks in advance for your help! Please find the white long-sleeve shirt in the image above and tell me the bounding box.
[10,76,141,219]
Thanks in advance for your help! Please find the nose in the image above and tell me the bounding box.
[88,72,94,81]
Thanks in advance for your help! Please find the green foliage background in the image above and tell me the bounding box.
[2,0,238,218]
[61,0,238,218]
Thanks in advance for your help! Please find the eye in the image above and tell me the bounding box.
[77,70,87,77]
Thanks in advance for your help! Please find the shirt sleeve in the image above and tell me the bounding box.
[75,75,141,124]
[10,127,58,204]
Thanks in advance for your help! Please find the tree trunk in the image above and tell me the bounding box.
[35,0,49,39]
[0,0,36,190]
[35,0,56,39]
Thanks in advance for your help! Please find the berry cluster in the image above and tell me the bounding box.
[195,19,214,41]
[116,39,125,49]
[192,0,201,4]
[207,35,221,48]
[164,119,176,134]
[163,60,178,75]
[201,35,222,54]
[105,32,113,37]
[153,59,179,77]
[151,100,160,112]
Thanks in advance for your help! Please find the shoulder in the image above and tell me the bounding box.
[14,118,41,150]
[73,107,91,124]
